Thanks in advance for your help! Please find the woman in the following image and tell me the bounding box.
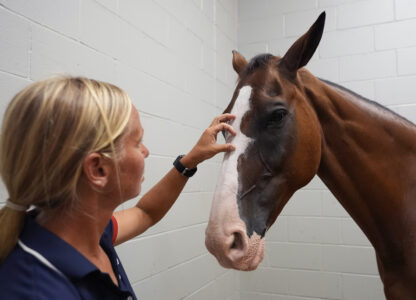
[0,76,236,299]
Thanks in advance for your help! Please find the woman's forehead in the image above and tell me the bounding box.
[129,106,143,136]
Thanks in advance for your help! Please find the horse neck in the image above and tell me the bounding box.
[300,70,416,259]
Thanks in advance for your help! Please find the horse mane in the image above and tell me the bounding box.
[319,78,416,127]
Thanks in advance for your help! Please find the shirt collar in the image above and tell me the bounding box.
[20,212,102,279]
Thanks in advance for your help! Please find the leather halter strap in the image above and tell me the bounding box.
[238,146,274,200]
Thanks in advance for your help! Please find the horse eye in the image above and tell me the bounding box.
[274,109,287,122]
[269,109,287,124]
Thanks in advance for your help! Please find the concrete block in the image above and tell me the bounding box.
[285,8,336,37]
[95,0,118,12]
[395,0,416,20]
[339,51,396,81]
[0,0,79,38]
[119,0,169,45]
[341,219,371,246]
[216,50,232,86]
[155,0,189,26]
[375,19,416,50]
[374,75,416,105]
[32,24,115,82]
[238,0,269,21]
[216,1,237,42]
[269,37,298,57]
[266,216,288,242]
[322,190,349,217]
[341,80,375,100]
[183,281,216,300]
[287,270,341,299]
[139,115,199,157]
[239,16,284,44]
[198,15,215,50]
[282,190,322,216]
[319,0,364,7]
[342,274,385,300]
[239,268,289,293]
[132,254,225,300]
[241,293,317,300]
[393,104,416,125]
[187,2,205,39]
[338,0,394,29]
[30,24,81,80]
[202,0,215,22]
[139,35,185,90]
[186,66,215,104]
[307,57,339,82]
[238,42,269,59]
[322,245,379,274]
[216,29,235,58]
[302,175,326,190]
[118,21,145,70]
[140,192,211,237]
[76,45,117,84]
[0,71,31,120]
[269,0,318,14]
[219,0,237,15]
[202,44,215,77]
[169,19,203,68]
[116,224,207,283]
[80,0,120,58]
[267,242,322,270]
[215,79,234,110]
[320,27,374,58]
[398,46,416,76]
[288,217,340,244]
[0,7,30,76]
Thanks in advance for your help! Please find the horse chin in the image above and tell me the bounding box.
[233,235,265,271]
[207,231,265,271]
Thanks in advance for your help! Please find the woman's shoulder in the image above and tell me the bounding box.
[0,245,80,299]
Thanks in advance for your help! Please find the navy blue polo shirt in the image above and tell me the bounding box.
[0,211,136,300]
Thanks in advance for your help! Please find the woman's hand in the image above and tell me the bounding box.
[181,113,237,168]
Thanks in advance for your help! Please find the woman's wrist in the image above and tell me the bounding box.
[180,151,200,169]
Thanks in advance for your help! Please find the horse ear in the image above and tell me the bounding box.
[278,12,326,78]
[232,50,248,75]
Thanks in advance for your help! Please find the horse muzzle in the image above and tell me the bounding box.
[205,223,265,271]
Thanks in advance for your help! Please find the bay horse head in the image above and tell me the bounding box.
[205,12,326,270]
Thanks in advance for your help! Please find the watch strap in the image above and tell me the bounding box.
[173,155,197,177]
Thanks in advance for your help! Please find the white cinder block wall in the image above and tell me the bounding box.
[0,0,240,299]
[238,0,416,299]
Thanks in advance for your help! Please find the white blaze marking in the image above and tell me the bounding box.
[220,85,253,193]
[207,86,265,270]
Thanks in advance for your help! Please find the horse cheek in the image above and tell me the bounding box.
[290,104,322,189]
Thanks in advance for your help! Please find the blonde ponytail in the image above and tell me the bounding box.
[0,76,132,264]
[0,207,26,264]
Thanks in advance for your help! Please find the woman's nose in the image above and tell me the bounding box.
[141,144,150,158]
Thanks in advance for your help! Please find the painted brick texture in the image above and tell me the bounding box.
[238,0,416,299]
[0,1,239,300]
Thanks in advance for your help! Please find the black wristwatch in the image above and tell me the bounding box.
[173,155,197,177]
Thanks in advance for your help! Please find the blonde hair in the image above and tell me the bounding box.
[0,76,132,264]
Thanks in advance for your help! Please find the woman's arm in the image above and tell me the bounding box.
[113,113,236,245]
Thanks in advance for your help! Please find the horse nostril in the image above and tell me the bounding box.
[230,231,244,251]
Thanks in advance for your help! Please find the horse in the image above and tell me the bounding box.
[204,12,416,299]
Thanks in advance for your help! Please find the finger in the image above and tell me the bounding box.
[211,113,236,125]
[212,123,237,136]
[214,143,236,153]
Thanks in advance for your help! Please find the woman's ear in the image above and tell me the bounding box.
[82,153,112,189]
